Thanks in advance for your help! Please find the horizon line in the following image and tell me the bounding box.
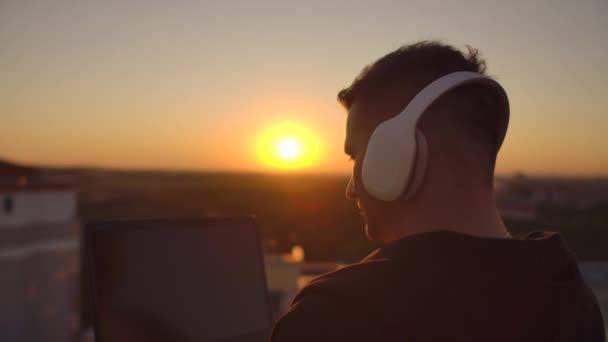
[2,157,607,179]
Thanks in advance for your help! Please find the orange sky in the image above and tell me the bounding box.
[1,0,607,176]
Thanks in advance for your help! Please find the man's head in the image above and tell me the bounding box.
[340,41,509,243]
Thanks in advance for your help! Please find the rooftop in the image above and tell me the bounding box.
[0,159,73,192]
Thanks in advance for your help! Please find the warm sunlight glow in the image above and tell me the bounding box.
[277,138,301,160]
[257,123,321,170]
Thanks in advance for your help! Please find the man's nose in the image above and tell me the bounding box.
[345,176,357,200]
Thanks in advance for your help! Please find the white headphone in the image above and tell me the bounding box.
[349,71,510,202]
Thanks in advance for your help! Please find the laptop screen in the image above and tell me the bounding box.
[86,217,272,342]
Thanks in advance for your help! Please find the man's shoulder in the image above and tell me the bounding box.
[271,258,395,341]
[296,257,394,301]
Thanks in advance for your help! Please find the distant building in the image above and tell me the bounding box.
[497,176,608,221]
[0,161,80,342]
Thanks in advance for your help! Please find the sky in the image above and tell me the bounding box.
[1,0,607,176]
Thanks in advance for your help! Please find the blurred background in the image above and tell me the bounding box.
[1,0,606,341]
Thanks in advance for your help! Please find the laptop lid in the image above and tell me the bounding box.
[85,217,272,342]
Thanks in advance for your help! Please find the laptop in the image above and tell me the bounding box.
[85,217,273,342]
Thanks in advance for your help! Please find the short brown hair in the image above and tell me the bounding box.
[338,41,487,109]
[338,41,506,182]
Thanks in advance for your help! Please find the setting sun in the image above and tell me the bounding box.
[257,123,321,170]
[277,138,302,160]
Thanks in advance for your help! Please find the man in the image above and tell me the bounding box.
[271,41,605,341]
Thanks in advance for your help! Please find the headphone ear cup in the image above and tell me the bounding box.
[402,129,428,200]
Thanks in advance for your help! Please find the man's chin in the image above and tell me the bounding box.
[360,211,383,243]
[364,213,393,244]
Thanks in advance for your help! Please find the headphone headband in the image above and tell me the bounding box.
[393,71,510,150]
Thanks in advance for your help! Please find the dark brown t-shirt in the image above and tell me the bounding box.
[271,231,605,342]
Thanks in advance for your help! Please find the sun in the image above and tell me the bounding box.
[277,137,301,160]
[257,123,320,170]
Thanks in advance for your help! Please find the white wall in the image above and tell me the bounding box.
[0,235,80,342]
[0,191,76,227]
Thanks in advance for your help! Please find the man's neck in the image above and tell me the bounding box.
[380,190,508,244]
